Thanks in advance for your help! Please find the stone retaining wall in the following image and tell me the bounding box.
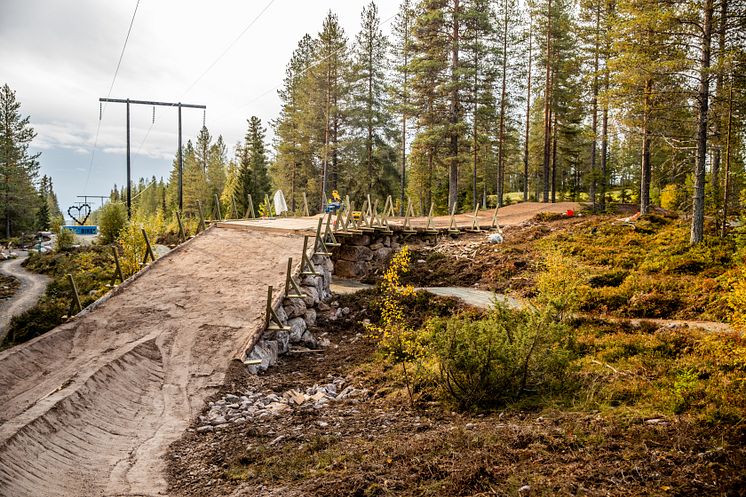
[245,253,334,373]
[332,233,402,280]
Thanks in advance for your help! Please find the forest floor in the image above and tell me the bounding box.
[167,213,746,497]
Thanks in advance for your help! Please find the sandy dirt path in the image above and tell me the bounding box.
[0,227,305,497]
[0,254,50,343]
[220,201,582,233]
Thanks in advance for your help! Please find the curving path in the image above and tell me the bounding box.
[330,279,735,333]
[0,254,50,343]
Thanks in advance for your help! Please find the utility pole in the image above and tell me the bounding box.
[99,98,206,218]
[77,195,109,209]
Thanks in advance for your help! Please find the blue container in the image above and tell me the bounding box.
[63,225,98,235]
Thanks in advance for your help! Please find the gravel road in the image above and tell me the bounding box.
[0,254,50,343]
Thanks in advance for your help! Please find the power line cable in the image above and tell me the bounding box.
[181,0,277,97]
[83,0,142,195]
[232,11,398,113]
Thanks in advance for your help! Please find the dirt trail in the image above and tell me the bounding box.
[0,227,305,497]
[0,254,50,342]
[331,279,735,333]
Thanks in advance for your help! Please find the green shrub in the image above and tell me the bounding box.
[55,226,76,251]
[660,183,687,212]
[97,201,128,244]
[588,270,628,288]
[421,305,573,410]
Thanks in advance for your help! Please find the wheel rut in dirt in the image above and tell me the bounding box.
[0,227,305,497]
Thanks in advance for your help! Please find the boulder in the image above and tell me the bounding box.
[372,247,393,262]
[282,297,307,318]
[369,242,384,251]
[304,308,317,327]
[334,260,368,279]
[245,339,279,373]
[275,305,288,324]
[288,317,307,343]
[337,245,373,262]
[300,329,318,348]
[349,234,370,246]
[302,285,320,306]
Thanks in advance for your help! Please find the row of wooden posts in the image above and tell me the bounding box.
[65,227,159,317]
[64,191,502,322]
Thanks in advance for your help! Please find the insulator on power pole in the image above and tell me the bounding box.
[202,109,206,127]
[99,102,102,120]
[152,106,155,124]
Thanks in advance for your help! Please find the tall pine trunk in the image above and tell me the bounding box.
[551,109,557,203]
[691,0,713,245]
[600,73,609,210]
[523,16,532,202]
[472,35,479,209]
[448,0,461,212]
[497,0,509,207]
[589,2,600,210]
[640,78,652,215]
[542,0,552,203]
[712,0,728,217]
[367,23,374,193]
[721,82,733,237]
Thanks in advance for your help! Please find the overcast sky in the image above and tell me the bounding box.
[1,0,400,216]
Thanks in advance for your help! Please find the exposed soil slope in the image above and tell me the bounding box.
[0,227,304,497]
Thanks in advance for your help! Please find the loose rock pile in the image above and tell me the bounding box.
[195,378,369,433]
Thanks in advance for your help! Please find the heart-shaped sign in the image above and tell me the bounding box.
[67,203,91,226]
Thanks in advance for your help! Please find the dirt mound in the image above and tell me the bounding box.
[0,227,305,496]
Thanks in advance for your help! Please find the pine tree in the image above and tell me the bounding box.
[691,0,715,244]
[347,2,398,200]
[409,0,450,212]
[310,12,349,207]
[390,0,416,213]
[0,84,40,237]
[272,34,316,212]
[207,135,227,206]
[610,0,687,215]
[242,116,271,206]
[463,0,496,208]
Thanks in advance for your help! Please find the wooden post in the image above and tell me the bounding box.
[425,203,437,233]
[213,193,222,221]
[110,245,124,286]
[300,236,318,276]
[491,204,501,232]
[141,228,156,265]
[323,212,340,247]
[231,196,239,220]
[175,210,186,243]
[448,204,460,234]
[302,192,310,217]
[197,200,207,232]
[285,258,306,298]
[468,205,481,232]
[265,286,290,331]
[245,194,256,219]
[403,196,416,233]
[67,273,83,315]
[314,218,332,256]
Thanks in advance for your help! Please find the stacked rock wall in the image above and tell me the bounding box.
[245,253,333,373]
[332,233,402,280]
